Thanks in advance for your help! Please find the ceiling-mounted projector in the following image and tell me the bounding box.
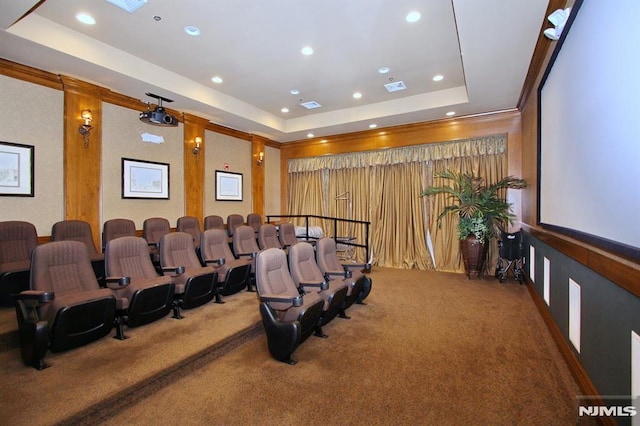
[139,92,178,126]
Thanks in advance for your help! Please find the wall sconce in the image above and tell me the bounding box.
[79,109,93,148]
[257,151,264,165]
[192,136,202,164]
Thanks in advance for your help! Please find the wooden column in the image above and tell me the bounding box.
[251,135,266,216]
[61,76,105,250]
[183,114,209,228]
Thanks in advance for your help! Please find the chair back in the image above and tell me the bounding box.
[143,217,171,246]
[316,237,343,272]
[204,215,225,230]
[31,241,98,295]
[255,248,299,304]
[246,213,262,233]
[232,225,260,257]
[104,236,158,279]
[201,229,234,261]
[226,214,244,237]
[0,221,37,266]
[278,222,298,248]
[289,242,324,285]
[160,232,202,269]
[176,216,201,248]
[51,220,100,257]
[102,218,136,251]
[257,223,282,250]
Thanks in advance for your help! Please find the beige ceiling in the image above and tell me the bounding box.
[0,0,549,142]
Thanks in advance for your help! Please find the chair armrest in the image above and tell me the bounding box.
[17,290,54,307]
[105,276,130,289]
[162,266,185,276]
[204,258,226,267]
[300,281,329,291]
[259,294,303,307]
[324,271,348,280]
[236,252,257,258]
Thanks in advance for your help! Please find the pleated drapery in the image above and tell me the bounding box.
[287,135,507,272]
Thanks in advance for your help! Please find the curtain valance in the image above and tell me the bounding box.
[288,134,506,172]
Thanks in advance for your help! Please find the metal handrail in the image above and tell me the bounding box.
[266,214,370,262]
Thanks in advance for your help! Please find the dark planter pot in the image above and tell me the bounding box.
[460,235,487,279]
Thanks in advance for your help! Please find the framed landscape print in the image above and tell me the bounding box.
[0,141,34,197]
[215,170,243,201]
[122,158,170,199]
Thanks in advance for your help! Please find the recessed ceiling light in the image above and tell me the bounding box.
[281,107,289,113]
[211,76,223,84]
[406,11,421,23]
[301,46,314,55]
[446,111,456,117]
[184,26,200,36]
[353,92,362,99]
[76,13,96,25]
[433,74,444,82]
[307,133,314,138]
[378,67,390,74]
[290,89,300,95]
[369,124,377,129]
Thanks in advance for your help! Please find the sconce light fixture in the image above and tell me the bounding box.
[79,109,93,148]
[192,136,202,155]
[257,151,264,165]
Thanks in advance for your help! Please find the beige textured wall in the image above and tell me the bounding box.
[264,145,281,217]
[204,130,252,220]
[0,75,64,235]
[102,103,185,229]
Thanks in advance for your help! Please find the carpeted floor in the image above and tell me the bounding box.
[0,268,582,425]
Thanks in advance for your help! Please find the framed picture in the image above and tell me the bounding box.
[122,158,170,199]
[0,141,34,197]
[215,170,243,201]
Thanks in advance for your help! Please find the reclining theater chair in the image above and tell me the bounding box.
[255,248,325,365]
[204,215,225,231]
[246,213,262,236]
[102,218,136,252]
[159,232,218,314]
[51,219,105,286]
[257,223,286,251]
[232,225,261,291]
[277,222,300,249]
[226,214,244,244]
[0,221,38,306]
[143,217,171,268]
[16,241,117,370]
[200,229,251,298]
[104,236,175,333]
[316,237,372,309]
[176,216,201,251]
[289,242,348,325]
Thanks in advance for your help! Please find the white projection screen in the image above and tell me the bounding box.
[538,0,640,259]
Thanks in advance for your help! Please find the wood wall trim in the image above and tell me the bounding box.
[523,224,640,299]
[0,58,62,90]
[183,119,205,227]
[251,135,267,216]
[205,122,252,141]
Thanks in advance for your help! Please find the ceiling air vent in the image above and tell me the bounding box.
[300,101,322,109]
[106,0,148,13]
[384,81,407,93]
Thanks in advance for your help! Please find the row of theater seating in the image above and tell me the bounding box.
[255,238,372,365]
[0,217,369,368]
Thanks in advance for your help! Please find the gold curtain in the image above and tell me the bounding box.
[287,135,507,271]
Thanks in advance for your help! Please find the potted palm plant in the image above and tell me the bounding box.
[420,170,526,278]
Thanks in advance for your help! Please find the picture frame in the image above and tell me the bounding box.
[215,170,243,201]
[0,141,34,197]
[122,157,170,199]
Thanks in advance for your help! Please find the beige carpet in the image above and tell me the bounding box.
[0,268,581,425]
